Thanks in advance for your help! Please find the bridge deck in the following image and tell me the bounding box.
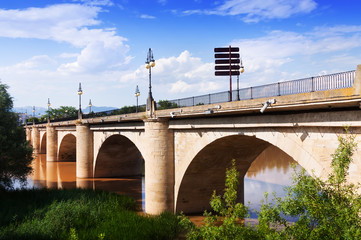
[30,65,361,127]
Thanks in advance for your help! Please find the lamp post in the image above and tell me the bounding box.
[25,111,28,126]
[32,106,35,124]
[89,99,92,114]
[135,85,140,113]
[47,98,51,123]
[77,83,83,119]
[145,48,155,115]
[237,59,245,101]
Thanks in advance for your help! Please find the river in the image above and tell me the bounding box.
[24,145,298,220]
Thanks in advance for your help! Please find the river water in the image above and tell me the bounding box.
[24,145,297,220]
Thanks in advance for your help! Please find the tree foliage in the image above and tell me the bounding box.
[181,130,361,239]
[46,106,78,119]
[0,82,33,190]
[157,100,178,110]
[180,160,259,239]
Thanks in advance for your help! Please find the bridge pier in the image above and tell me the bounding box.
[46,124,57,162]
[31,126,40,154]
[144,118,174,214]
[26,127,31,143]
[76,123,93,178]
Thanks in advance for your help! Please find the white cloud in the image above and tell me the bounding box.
[140,14,156,19]
[72,0,114,6]
[230,25,361,84]
[158,0,167,5]
[10,55,57,70]
[183,0,317,22]
[119,50,220,95]
[170,80,192,93]
[0,3,130,73]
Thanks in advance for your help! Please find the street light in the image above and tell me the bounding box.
[32,106,35,124]
[77,83,83,119]
[89,99,92,114]
[237,59,245,101]
[145,48,155,115]
[47,98,51,123]
[135,85,140,113]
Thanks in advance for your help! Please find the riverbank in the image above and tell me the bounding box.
[0,188,182,240]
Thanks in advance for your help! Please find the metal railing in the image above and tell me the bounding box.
[28,70,355,124]
[165,70,356,107]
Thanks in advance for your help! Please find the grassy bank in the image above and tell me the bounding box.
[0,188,182,240]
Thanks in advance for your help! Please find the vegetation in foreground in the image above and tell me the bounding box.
[0,81,33,190]
[0,188,181,240]
[180,129,361,239]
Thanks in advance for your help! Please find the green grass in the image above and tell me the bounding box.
[0,188,182,240]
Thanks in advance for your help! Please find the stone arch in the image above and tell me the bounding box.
[40,132,47,154]
[94,134,143,178]
[175,132,320,214]
[58,134,76,162]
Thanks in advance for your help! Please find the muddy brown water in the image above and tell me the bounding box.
[24,146,297,224]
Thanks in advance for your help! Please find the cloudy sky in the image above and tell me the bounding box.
[1,0,361,110]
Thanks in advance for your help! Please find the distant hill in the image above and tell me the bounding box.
[12,106,118,115]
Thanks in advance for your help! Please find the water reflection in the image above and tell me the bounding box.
[245,145,299,218]
[29,154,144,210]
[28,145,298,219]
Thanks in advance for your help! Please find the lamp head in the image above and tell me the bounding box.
[240,66,245,73]
[78,83,83,95]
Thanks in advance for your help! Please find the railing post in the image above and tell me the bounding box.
[209,94,211,104]
[192,97,195,106]
[278,82,281,96]
[250,87,253,99]
[311,77,314,92]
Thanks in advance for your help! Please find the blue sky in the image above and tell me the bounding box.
[1,0,361,110]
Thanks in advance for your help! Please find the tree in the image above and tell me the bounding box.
[46,106,78,119]
[0,82,33,190]
[180,160,259,239]
[157,100,178,110]
[181,129,361,239]
[255,129,361,239]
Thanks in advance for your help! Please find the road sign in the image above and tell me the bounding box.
[215,71,240,76]
[215,65,240,70]
[215,59,240,64]
[214,47,239,52]
[214,53,240,59]
[214,45,241,102]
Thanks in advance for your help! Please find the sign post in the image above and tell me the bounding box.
[214,46,240,101]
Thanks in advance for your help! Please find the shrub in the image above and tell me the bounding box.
[181,129,361,239]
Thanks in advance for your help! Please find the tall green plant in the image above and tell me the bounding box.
[0,82,33,190]
[180,160,259,239]
[257,129,361,239]
[181,130,361,239]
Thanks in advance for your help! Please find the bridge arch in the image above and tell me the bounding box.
[94,134,143,178]
[58,133,76,162]
[175,130,321,213]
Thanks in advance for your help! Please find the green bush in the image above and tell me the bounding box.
[157,100,178,110]
[181,129,361,239]
[0,188,181,240]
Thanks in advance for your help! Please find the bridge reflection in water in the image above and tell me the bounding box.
[29,154,144,210]
[29,148,297,217]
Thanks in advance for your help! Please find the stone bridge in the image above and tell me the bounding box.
[26,65,361,215]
